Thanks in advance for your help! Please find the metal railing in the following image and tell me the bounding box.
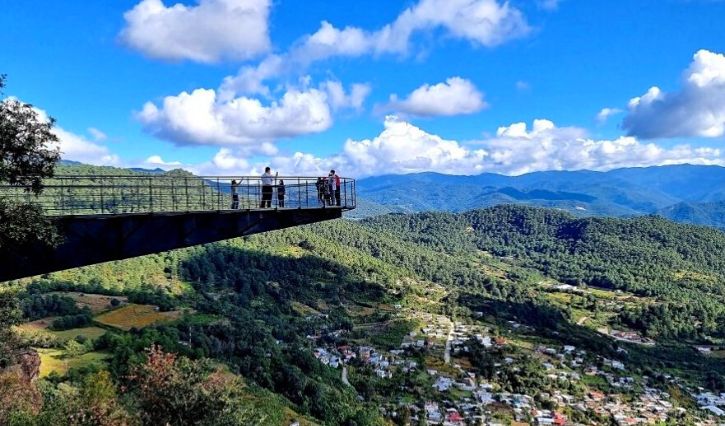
[0,175,356,216]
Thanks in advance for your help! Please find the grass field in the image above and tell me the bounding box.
[16,321,107,343]
[50,291,128,314]
[37,348,110,377]
[94,304,183,331]
[48,327,107,342]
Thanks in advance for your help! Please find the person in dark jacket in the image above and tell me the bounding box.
[277,179,286,208]
[230,179,240,209]
[316,177,326,206]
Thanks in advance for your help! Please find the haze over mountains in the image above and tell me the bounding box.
[354,164,725,228]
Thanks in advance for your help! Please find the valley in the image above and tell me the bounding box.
[2,204,725,425]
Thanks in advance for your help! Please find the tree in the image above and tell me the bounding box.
[0,292,22,368]
[0,75,61,260]
[0,75,60,194]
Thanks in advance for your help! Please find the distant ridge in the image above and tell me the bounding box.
[355,164,725,228]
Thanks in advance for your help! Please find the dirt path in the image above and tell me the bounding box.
[342,365,351,386]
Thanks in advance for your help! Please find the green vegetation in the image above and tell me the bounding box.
[365,205,725,340]
[2,164,725,424]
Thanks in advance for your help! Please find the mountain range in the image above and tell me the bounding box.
[353,164,725,227]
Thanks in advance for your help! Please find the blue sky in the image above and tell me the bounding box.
[2,0,725,176]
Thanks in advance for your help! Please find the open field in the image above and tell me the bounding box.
[94,303,184,330]
[48,327,107,342]
[37,348,110,377]
[16,317,57,331]
[50,291,128,314]
[16,318,107,343]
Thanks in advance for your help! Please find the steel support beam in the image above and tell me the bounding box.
[0,208,342,282]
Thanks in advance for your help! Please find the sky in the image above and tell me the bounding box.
[2,0,725,177]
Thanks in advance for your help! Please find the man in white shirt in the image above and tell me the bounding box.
[260,167,274,208]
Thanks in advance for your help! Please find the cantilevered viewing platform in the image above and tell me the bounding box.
[0,175,355,281]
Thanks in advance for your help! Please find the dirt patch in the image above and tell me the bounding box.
[94,304,183,331]
[50,292,128,314]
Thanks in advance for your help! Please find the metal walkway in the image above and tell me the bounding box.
[0,174,356,216]
[0,174,356,281]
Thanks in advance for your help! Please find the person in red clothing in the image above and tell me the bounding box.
[330,169,341,206]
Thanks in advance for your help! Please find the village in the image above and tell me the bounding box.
[307,310,725,426]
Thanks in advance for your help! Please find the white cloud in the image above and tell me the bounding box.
[221,0,529,93]
[321,81,371,111]
[295,0,529,60]
[219,55,284,98]
[131,116,725,178]
[144,155,182,167]
[214,117,724,177]
[120,0,271,63]
[137,86,333,147]
[375,0,530,53]
[385,77,486,117]
[53,127,120,166]
[87,127,108,141]
[9,99,121,166]
[623,49,725,139]
[596,107,622,124]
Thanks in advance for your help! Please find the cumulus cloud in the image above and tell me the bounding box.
[623,49,725,139]
[220,0,529,93]
[596,107,622,124]
[52,128,121,166]
[218,117,724,177]
[11,100,121,166]
[321,81,372,111]
[385,77,486,117]
[132,116,725,178]
[294,0,528,61]
[144,155,182,167]
[219,55,284,97]
[137,86,333,148]
[120,0,271,63]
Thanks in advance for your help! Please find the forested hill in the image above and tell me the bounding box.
[365,205,725,339]
[4,201,725,423]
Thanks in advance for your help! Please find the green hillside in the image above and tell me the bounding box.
[3,203,725,424]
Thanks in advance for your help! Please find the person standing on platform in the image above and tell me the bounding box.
[260,167,274,208]
[326,172,335,206]
[277,179,286,208]
[230,179,240,209]
[330,170,341,206]
[316,177,325,206]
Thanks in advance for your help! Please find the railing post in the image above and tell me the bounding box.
[185,177,189,211]
[149,178,153,212]
[100,178,104,214]
[59,177,65,214]
[216,178,221,210]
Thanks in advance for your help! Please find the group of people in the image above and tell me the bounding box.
[317,170,341,207]
[229,167,341,209]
